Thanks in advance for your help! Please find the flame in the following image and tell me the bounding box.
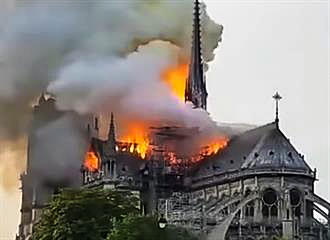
[119,124,150,159]
[84,146,100,172]
[118,62,189,158]
[200,140,228,157]
[162,63,189,102]
[103,62,229,163]
[164,138,228,166]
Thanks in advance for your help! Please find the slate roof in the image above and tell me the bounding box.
[192,122,312,178]
[88,121,313,180]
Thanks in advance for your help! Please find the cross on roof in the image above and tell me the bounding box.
[273,92,282,124]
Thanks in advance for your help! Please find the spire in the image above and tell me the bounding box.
[108,113,116,141]
[273,92,282,125]
[185,0,207,110]
[87,124,91,138]
[38,93,47,105]
[107,112,116,155]
[94,117,99,131]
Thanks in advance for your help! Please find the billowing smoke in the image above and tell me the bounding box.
[0,0,223,188]
[31,114,88,186]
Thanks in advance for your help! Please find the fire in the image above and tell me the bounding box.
[162,63,189,102]
[119,124,150,159]
[200,140,228,157]
[84,146,100,172]
[164,138,228,166]
[104,62,228,163]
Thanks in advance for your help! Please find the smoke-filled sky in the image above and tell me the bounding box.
[0,0,225,198]
[0,0,329,239]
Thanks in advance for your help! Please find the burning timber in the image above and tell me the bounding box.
[16,1,330,240]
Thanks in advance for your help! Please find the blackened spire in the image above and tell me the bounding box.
[107,112,116,155]
[94,117,99,131]
[108,113,116,141]
[185,0,207,110]
[87,124,91,138]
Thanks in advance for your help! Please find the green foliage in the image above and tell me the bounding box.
[32,187,139,240]
[107,215,198,240]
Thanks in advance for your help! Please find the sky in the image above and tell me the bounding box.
[0,0,329,239]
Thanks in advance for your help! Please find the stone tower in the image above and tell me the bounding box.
[17,95,63,240]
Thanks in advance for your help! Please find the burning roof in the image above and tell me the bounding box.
[83,114,229,174]
[192,122,313,179]
[81,3,228,172]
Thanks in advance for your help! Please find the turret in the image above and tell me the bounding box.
[107,112,116,156]
[38,93,47,105]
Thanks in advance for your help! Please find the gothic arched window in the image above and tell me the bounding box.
[262,188,278,219]
[245,201,255,217]
[290,188,301,207]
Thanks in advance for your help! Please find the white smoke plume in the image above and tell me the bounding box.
[0,0,223,187]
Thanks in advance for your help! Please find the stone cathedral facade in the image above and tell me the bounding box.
[81,114,330,240]
[16,1,329,240]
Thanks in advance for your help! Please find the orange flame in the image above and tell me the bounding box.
[113,62,229,163]
[200,139,228,157]
[119,124,150,159]
[117,63,189,158]
[84,147,100,172]
[165,138,228,166]
[162,63,189,102]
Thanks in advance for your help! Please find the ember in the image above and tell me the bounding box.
[84,147,100,172]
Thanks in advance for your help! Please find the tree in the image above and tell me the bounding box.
[32,187,139,240]
[107,215,198,240]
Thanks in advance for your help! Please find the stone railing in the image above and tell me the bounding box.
[192,168,315,189]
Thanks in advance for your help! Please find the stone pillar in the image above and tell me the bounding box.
[228,183,232,197]
[254,177,262,222]
[112,159,117,179]
[282,189,293,239]
[239,208,243,238]
[254,199,262,222]
[319,227,324,240]
[240,179,244,194]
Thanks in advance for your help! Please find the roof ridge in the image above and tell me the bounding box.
[240,121,277,135]
[275,127,312,171]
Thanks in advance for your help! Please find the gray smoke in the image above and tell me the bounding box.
[0,0,223,188]
[31,114,88,186]
[0,0,222,136]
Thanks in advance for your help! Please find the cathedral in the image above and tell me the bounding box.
[17,1,329,240]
